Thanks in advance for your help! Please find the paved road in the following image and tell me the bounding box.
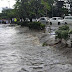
[0,24,72,72]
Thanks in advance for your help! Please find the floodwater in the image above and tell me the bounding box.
[0,24,72,72]
[0,24,43,72]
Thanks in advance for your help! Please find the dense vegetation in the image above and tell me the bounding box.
[55,25,72,46]
[16,21,45,30]
[0,0,71,21]
[14,0,52,21]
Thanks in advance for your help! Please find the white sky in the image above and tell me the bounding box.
[0,0,16,12]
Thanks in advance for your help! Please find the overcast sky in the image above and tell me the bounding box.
[0,0,16,12]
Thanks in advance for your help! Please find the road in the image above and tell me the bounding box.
[0,24,72,72]
[46,24,72,33]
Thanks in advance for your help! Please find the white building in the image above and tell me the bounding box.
[58,0,70,10]
[64,3,70,9]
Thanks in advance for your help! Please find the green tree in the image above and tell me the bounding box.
[0,8,16,21]
[14,0,54,21]
[14,0,29,21]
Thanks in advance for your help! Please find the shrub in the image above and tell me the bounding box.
[28,22,40,29]
[69,30,72,34]
[16,21,21,25]
[16,21,45,30]
[55,30,69,40]
[16,21,29,26]
[59,25,69,31]
[28,22,45,30]
[55,30,62,39]
[55,25,72,46]
[40,24,45,30]
[42,42,48,46]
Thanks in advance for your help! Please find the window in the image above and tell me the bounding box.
[65,17,68,19]
[52,18,56,20]
[58,17,63,20]
[69,17,72,19]
[40,18,45,20]
[65,17,72,19]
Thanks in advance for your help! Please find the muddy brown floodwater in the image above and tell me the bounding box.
[0,24,72,72]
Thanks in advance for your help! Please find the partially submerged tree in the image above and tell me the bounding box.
[55,25,72,46]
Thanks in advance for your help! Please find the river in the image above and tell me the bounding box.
[0,24,72,72]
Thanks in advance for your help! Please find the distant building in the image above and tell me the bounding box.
[64,3,70,9]
[58,0,70,10]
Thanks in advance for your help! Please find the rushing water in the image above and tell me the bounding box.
[0,24,72,72]
[0,24,44,72]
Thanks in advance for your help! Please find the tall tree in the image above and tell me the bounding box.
[0,8,16,20]
[14,0,53,21]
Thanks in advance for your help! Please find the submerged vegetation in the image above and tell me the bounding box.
[55,25,72,46]
[42,42,48,47]
[16,21,45,30]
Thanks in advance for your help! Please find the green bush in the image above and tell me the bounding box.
[16,21,29,26]
[55,30,62,39]
[28,22,40,29]
[59,25,69,31]
[69,30,72,34]
[55,25,71,46]
[16,21,21,25]
[40,24,45,30]
[16,21,45,30]
[55,25,70,40]
[28,22,45,30]
[42,42,48,46]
